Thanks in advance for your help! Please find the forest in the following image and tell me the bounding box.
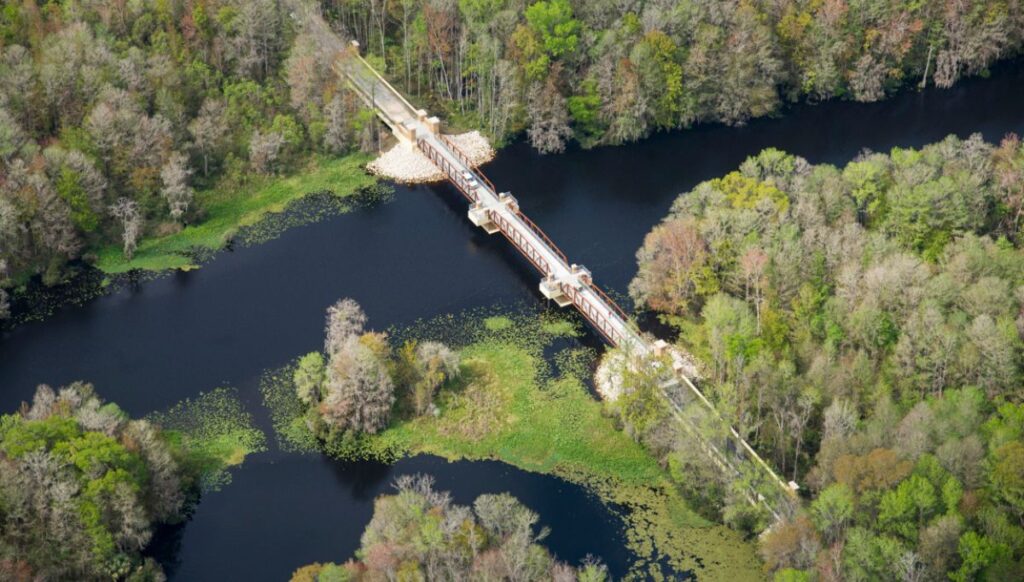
[0,0,373,308]
[290,474,609,581]
[331,0,1024,152]
[4,0,1024,320]
[627,133,1024,580]
[0,384,191,580]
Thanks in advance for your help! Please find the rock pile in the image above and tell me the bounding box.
[366,131,495,184]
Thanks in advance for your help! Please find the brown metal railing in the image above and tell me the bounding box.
[561,283,624,345]
[589,282,631,326]
[514,211,568,267]
[418,138,478,203]
[489,210,552,276]
[438,134,498,192]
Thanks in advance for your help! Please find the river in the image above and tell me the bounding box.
[2,60,1023,580]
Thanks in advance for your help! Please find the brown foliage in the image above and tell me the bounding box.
[630,217,709,315]
[832,448,912,493]
[760,515,821,572]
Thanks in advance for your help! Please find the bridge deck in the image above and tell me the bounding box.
[336,50,638,349]
[336,46,797,519]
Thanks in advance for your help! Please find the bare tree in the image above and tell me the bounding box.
[248,130,286,174]
[325,298,368,356]
[160,152,194,221]
[411,341,460,415]
[109,197,143,260]
[849,53,886,102]
[228,0,286,80]
[0,106,33,166]
[322,94,350,154]
[188,99,228,177]
[0,259,10,320]
[322,334,395,434]
[285,32,329,118]
[526,75,572,155]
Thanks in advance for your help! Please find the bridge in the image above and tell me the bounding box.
[335,43,799,520]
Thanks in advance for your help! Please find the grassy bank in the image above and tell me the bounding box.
[263,311,763,580]
[96,153,376,274]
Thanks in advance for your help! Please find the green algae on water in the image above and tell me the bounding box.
[148,387,266,491]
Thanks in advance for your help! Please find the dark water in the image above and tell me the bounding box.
[2,60,1023,580]
[152,454,630,581]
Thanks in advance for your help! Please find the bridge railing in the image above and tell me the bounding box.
[438,134,498,192]
[589,282,632,329]
[418,138,479,203]
[560,283,625,345]
[512,210,568,268]
[488,210,553,276]
[341,48,420,122]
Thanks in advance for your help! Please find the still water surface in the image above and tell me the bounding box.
[2,61,1023,579]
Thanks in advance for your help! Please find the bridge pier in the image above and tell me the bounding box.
[540,276,572,306]
[540,264,592,307]
[468,203,498,233]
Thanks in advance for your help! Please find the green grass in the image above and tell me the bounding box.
[371,342,762,580]
[265,333,761,579]
[96,153,376,273]
[382,342,671,487]
[260,309,764,579]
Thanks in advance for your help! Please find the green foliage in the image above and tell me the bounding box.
[774,569,811,582]
[712,171,790,213]
[0,384,191,580]
[811,483,854,539]
[0,414,81,457]
[952,531,1012,582]
[632,31,684,129]
[566,79,603,143]
[294,352,326,405]
[843,157,890,224]
[524,0,580,60]
[634,135,1024,579]
[55,168,100,232]
[991,441,1024,516]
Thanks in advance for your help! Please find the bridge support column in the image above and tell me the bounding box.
[468,203,498,234]
[540,276,572,307]
[394,121,417,144]
[417,109,441,134]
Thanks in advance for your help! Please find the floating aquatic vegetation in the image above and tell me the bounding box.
[258,364,319,454]
[148,387,267,491]
[236,184,395,248]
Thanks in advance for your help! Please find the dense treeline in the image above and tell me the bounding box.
[628,134,1024,579]
[329,0,1024,153]
[4,1,1023,320]
[0,383,191,580]
[291,474,608,581]
[0,0,374,304]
